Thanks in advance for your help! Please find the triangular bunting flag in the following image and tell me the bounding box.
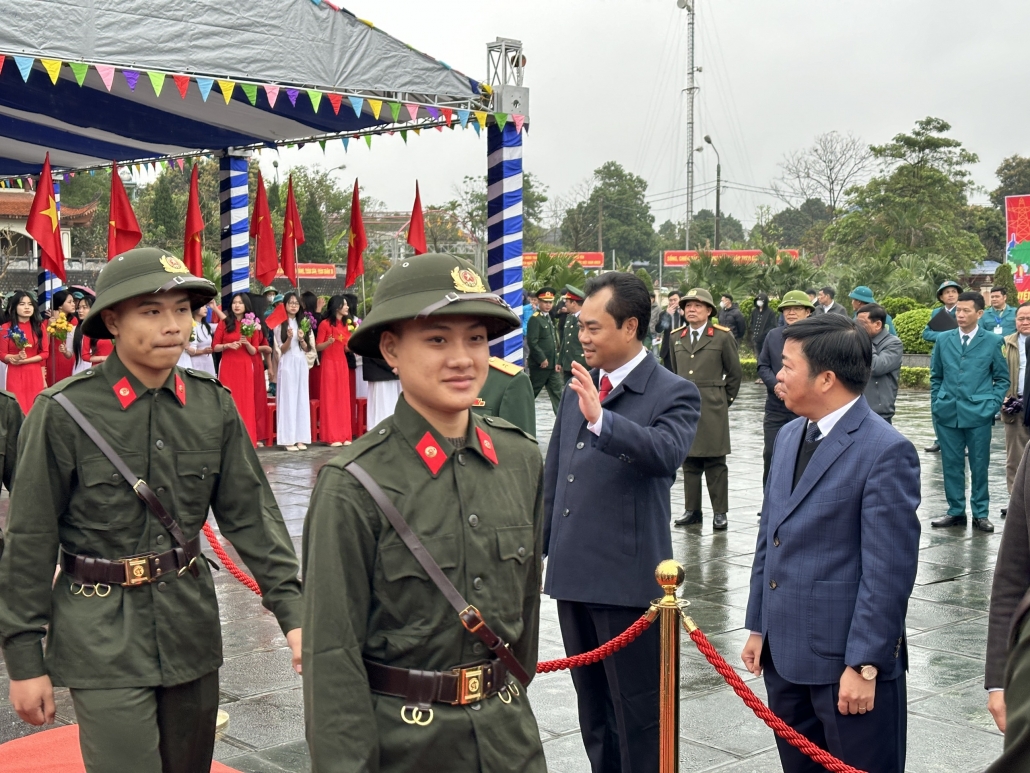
[318,139,326,152]
[16,179,22,189]
[241,83,257,105]
[173,74,190,98]
[342,137,349,152]
[364,135,372,149]
[0,56,6,75]
[69,62,88,86]
[413,128,421,136]
[435,125,443,132]
[123,70,140,91]
[400,130,407,143]
[471,122,481,137]
[264,84,279,108]
[368,99,383,119]
[327,93,342,115]
[196,78,214,101]
[441,107,454,126]
[40,59,62,85]
[457,109,470,128]
[349,96,364,117]
[513,114,525,134]
[475,111,488,129]
[426,106,440,119]
[13,57,33,82]
[176,158,186,171]
[494,113,508,129]
[217,80,235,104]
[404,103,419,122]
[389,102,401,123]
[96,64,115,91]
[147,71,165,96]
[286,88,299,107]
[307,90,323,113]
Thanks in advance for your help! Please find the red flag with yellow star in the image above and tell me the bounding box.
[406,181,427,255]
[251,171,278,287]
[26,153,66,280]
[345,179,366,288]
[107,162,141,259]
[183,164,204,277]
[280,176,304,288]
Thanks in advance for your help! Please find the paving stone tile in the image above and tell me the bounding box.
[908,619,989,661]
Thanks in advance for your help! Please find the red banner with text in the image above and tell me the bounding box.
[1006,196,1030,302]
[271,263,338,280]
[663,249,800,267]
[523,252,605,269]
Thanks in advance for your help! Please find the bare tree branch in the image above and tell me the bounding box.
[775,132,874,214]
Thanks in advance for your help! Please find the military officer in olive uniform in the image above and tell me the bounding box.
[0,389,23,560]
[0,248,303,773]
[558,284,587,384]
[302,253,546,773]
[526,287,563,412]
[473,356,537,436]
[672,288,743,531]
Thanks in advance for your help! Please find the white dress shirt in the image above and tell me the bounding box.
[958,326,979,348]
[1019,333,1028,396]
[586,346,650,435]
[687,323,707,346]
[808,395,861,440]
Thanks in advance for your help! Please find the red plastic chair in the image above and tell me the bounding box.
[264,399,276,447]
[309,399,320,442]
[353,397,368,437]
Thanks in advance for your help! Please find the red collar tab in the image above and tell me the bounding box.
[112,377,138,410]
[476,427,499,465]
[707,327,714,337]
[174,373,187,406]
[680,328,687,338]
[415,431,447,475]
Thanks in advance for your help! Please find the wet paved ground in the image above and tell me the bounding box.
[0,382,1011,771]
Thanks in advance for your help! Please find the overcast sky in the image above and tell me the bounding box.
[264,0,1028,231]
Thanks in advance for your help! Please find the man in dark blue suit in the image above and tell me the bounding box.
[543,272,700,773]
[742,314,921,773]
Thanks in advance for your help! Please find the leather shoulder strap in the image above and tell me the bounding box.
[52,393,199,573]
[344,461,530,685]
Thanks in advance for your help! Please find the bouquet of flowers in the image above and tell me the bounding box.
[240,313,259,337]
[46,312,74,342]
[5,327,28,350]
[298,312,316,336]
[346,318,359,334]
[189,321,198,343]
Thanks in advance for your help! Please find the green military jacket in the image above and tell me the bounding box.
[526,311,557,370]
[671,323,743,458]
[558,311,586,373]
[0,390,23,559]
[0,352,303,688]
[472,357,537,436]
[302,395,546,773]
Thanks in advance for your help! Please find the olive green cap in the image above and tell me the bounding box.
[563,284,585,302]
[679,287,717,313]
[348,253,520,359]
[82,247,217,339]
[778,290,815,310]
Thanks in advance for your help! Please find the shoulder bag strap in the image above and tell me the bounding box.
[52,393,200,576]
[345,461,530,685]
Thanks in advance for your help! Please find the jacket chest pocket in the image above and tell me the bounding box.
[494,524,535,620]
[377,534,459,631]
[175,450,221,525]
[76,453,147,529]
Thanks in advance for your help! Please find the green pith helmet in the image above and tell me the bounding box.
[936,280,962,300]
[347,253,520,359]
[779,290,815,310]
[679,287,718,314]
[82,248,217,339]
[848,285,876,304]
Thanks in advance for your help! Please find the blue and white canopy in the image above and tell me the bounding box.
[0,0,485,176]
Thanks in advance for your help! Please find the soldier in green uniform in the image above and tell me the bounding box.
[526,287,563,412]
[0,389,23,560]
[473,356,537,436]
[557,284,587,384]
[302,253,546,773]
[671,287,743,531]
[0,248,303,773]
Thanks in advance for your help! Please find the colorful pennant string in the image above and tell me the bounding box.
[307,90,322,112]
[41,59,62,85]
[148,71,165,96]
[349,96,364,117]
[196,78,214,102]
[217,80,235,104]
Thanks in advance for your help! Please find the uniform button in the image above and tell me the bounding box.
[769,580,778,589]
[576,442,584,450]
[155,440,165,450]
[379,428,387,435]
[457,453,465,466]
[156,487,166,495]
[156,535,165,545]
[690,354,694,359]
[517,546,526,557]
[470,702,482,711]
[773,537,780,547]
[201,466,209,475]
[688,370,694,375]
[468,514,480,527]
[111,473,120,481]
[473,577,483,590]
[158,582,168,592]
[562,508,570,517]
[567,474,574,483]
[473,642,486,655]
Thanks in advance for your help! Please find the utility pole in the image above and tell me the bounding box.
[597,197,603,254]
[679,0,697,251]
[705,134,721,250]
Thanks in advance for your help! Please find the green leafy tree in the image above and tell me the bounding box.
[894,308,933,353]
[147,173,182,250]
[990,156,1030,208]
[993,262,1018,300]
[522,251,587,293]
[879,296,924,317]
[969,204,1006,263]
[688,209,745,248]
[766,198,831,248]
[298,193,328,262]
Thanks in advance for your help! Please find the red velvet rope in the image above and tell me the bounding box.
[202,522,263,596]
[688,627,866,773]
[536,615,652,673]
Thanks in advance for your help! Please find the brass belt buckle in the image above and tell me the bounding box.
[124,555,152,586]
[459,666,485,705]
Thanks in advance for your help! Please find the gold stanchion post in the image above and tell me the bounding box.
[655,559,684,773]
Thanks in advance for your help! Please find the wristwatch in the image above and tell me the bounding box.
[857,664,878,681]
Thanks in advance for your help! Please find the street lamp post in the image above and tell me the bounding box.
[704,134,721,250]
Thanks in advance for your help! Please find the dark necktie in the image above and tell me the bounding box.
[598,375,613,403]
[692,329,700,348]
[793,421,823,490]
[806,421,822,443]
[962,333,970,349]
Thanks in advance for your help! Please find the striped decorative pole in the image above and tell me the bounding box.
[219,153,250,309]
[486,122,524,364]
[36,178,63,310]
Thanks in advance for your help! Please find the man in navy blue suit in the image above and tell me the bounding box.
[742,314,921,773]
[543,272,700,773]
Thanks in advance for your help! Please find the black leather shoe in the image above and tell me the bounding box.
[674,510,702,527]
[973,518,995,533]
[931,514,967,528]
[1002,508,1008,519]
[713,512,728,530]
[925,442,941,453]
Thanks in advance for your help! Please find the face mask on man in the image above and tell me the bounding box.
[756,300,764,308]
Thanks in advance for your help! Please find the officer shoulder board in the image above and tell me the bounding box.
[712,323,731,333]
[44,366,98,397]
[489,356,523,377]
[479,414,535,442]
[670,324,686,336]
[324,421,393,473]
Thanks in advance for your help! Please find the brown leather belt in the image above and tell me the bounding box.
[364,658,513,709]
[60,536,203,588]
